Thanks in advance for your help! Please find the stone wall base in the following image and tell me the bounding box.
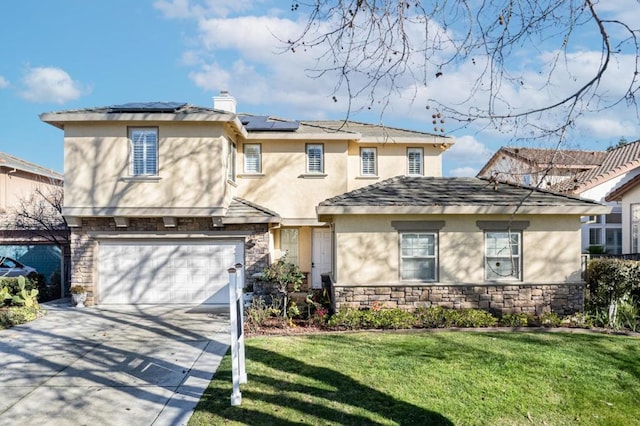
[334,283,584,316]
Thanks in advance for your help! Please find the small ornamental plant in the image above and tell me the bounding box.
[69,285,86,294]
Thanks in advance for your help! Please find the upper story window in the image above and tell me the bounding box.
[227,141,236,182]
[244,144,262,174]
[485,231,521,280]
[360,147,377,176]
[306,144,324,173]
[407,147,423,176]
[129,128,158,176]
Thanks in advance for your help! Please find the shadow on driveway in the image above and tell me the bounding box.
[0,302,230,426]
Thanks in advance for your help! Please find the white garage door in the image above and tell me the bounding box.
[98,240,244,304]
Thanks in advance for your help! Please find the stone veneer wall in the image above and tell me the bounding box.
[69,217,269,305]
[333,284,584,316]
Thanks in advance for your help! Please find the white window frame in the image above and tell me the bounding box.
[244,143,262,174]
[360,147,377,176]
[129,127,158,176]
[589,228,603,246]
[632,204,640,253]
[306,144,324,174]
[485,231,521,281]
[407,147,423,176]
[400,232,437,281]
[280,228,299,266]
[227,141,236,182]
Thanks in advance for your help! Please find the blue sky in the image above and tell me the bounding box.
[1,0,639,176]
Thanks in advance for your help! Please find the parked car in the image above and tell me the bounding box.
[0,257,37,277]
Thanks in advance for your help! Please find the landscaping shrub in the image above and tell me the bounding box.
[0,277,37,305]
[414,306,498,328]
[586,258,640,328]
[561,312,593,329]
[260,255,305,318]
[414,306,453,328]
[371,308,415,329]
[500,312,535,327]
[539,312,561,327]
[326,307,367,329]
[328,306,498,330]
[0,306,39,327]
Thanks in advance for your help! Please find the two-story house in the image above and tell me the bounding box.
[42,93,608,315]
[40,94,447,305]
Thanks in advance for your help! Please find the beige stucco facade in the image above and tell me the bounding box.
[332,214,583,286]
[235,139,445,220]
[63,122,236,217]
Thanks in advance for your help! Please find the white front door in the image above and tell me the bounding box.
[311,228,332,289]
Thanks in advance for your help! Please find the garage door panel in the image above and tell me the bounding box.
[98,241,242,304]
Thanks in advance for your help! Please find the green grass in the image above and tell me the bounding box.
[190,331,640,425]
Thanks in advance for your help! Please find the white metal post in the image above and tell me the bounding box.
[228,267,242,406]
[235,263,247,384]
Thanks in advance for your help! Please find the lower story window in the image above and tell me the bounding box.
[485,231,521,280]
[400,233,437,281]
[280,229,299,266]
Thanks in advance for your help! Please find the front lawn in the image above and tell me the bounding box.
[190,331,640,425]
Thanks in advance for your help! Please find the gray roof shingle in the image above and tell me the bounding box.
[224,197,280,224]
[318,176,607,213]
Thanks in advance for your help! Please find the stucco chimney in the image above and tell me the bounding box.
[213,90,237,113]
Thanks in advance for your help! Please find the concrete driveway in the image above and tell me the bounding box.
[0,301,230,426]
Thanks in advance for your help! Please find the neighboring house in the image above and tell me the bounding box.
[41,94,607,314]
[0,152,66,285]
[479,143,640,255]
[477,147,606,189]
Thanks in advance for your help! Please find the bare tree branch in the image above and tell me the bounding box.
[286,1,640,142]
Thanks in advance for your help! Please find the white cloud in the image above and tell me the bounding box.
[20,67,88,104]
[154,0,255,19]
[444,135,492,164]
[0,76,8,88]
[448,167,477,177]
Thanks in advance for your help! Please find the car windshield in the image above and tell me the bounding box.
[0,259,20,268]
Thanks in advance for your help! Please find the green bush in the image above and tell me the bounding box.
[372,308,416,329]
[0,277,37,305]
[501,312,535,327]
[539,312,561,327]
[327,308,367,329]
[0,306,39,327]
[414,306,452,328]
[616,298,639,332]
[561,312,594,328]
[414,307,498,328]
[586,258,640,328]
[586,258,640,307]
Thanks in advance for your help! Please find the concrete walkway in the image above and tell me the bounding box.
[0,301,230,426]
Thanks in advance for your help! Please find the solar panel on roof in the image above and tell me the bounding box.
[241,115,299,131]
[109,102,187,113]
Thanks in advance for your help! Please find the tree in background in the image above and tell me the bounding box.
[286,1,639,150]
[9,183,70,293]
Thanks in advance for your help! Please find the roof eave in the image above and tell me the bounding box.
[316,205,611,215]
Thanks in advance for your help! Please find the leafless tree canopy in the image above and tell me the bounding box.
[11,185,68,246]
[287,1,640,144]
